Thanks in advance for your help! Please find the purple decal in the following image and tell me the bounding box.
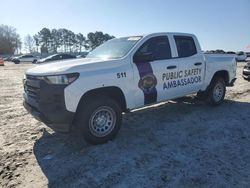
[136,62,157,104]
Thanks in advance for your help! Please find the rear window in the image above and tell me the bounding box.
[174,36,197,58]
[25,55,33,58]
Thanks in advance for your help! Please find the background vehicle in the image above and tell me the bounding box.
[37,53,76,63]
[236,51,247,61]
[76,52,89,58]
[0,58,4,66]
[243,62,250,81]
[246,52,250,58]
[227,51,236,55]
[23,32,237,144]
[215,49,226,54]
[12,54,38,64]
[3,56,13,61]
[7,55,19,62]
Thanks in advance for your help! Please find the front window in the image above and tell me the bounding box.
[134,36,172,61]
[87,36,142,59]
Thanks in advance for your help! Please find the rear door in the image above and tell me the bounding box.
[173,35,205,94]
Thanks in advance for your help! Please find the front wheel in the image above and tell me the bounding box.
[76,96,122,144]
[207,77,226,106]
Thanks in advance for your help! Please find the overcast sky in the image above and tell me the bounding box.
[1,0,250,51]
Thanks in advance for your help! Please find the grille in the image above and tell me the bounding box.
[25,75,41,99]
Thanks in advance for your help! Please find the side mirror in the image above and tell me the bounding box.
[133,52,153,63]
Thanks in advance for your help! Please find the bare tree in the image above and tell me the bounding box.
[33,34,40,52]
[24,34,36,53]
[0,24,22,54]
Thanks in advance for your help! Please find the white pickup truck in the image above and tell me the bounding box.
[23,32,237,144]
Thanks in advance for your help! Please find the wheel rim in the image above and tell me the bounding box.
[213,82,224,102]
[89,106,116,137]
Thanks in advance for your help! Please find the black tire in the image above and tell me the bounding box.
[32,59,37,64]
[206,77,226,106]
[243,77,250,82]
[14,60,20,64]
[76,95,122,144]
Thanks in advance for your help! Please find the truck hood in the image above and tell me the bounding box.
[26,58,119,76]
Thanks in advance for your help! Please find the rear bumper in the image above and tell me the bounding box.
[23,76,75,132]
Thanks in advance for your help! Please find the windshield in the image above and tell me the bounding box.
[44,54,57,59]
[87,36,142,59]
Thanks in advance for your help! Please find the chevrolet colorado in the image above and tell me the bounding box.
[23,32,237,144]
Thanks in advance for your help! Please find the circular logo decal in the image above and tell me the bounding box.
[138,74,157,94]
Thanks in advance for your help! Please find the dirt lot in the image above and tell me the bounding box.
[0,62,250,187]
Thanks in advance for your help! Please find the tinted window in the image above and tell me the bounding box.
[52,55,61,60]
[174,36,197,58]
[62,54,74,59]
[135,36,172,61]
[61,54,68,59]
[22,55,32,58]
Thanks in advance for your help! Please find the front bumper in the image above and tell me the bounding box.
[23,75,75,132]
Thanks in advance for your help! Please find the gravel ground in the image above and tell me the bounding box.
[0,61,250,188]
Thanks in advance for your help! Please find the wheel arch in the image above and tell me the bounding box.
[210,70,229,86]
[76,86,128,113]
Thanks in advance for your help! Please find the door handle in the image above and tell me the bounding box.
[167,65,177,69]
[194,62,202,66]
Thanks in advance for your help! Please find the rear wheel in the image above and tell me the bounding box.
[206,77,226,105]
[76,96,122,144]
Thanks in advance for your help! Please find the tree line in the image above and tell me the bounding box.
[29,28,115,53]
[0,24,115,55]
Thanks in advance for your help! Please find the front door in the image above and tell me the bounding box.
[132,35,183,106]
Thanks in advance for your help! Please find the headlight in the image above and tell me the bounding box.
[43,73,79,85]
